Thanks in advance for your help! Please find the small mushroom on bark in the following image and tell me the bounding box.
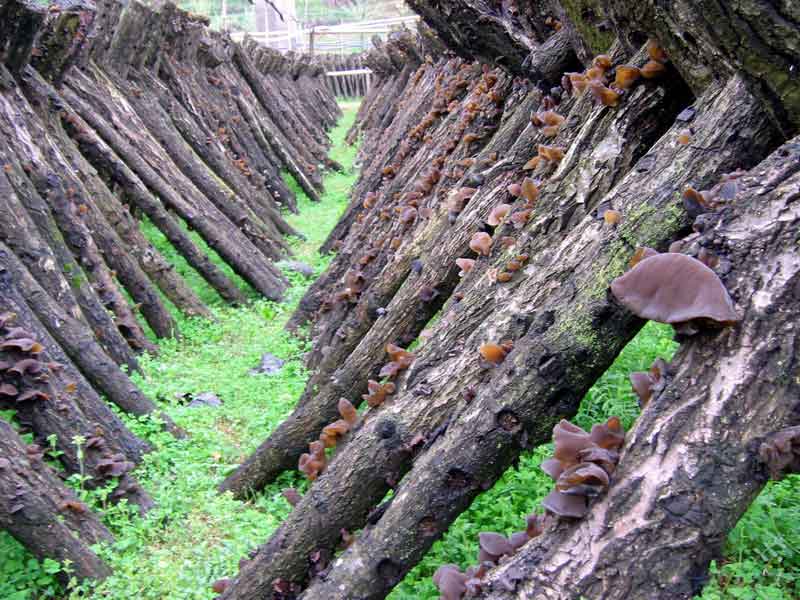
[469,232,493,256]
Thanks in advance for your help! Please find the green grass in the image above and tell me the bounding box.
[1,100,798,600]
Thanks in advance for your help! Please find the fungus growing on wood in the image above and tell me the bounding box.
[593,54,612,71]
[647,38,668,63]
[521,178,538,204]
[496,272,513,283]
[478,340,514,365]
[567,72,588,95]
[629,246,659,268]
[759,426,800,480]
[470,232,493,256]
[537,144,564,163]
[603,209,622,225]
[510,209,532,229]
[610,253,740,330]
[456,258,475,277]
[338,398,359,427]
[522,156,539,170]
[507,183,522,197]
[0,338,44,354]
[477,532,513,563]
[433,564,468,600]
[0,383,18,397]
[590,81,620,107]
[539,417,625,519]
[613,65,641,90]
[641,60,666,79]
[629,358,669,408]
[378,344,415,380]
[16,389,49,403]
[400,207,418,226]
[487,204,511,226]
[361,380,402,408]
[299,440,327,481]
[320,419,350,448]
[541,489,589,518]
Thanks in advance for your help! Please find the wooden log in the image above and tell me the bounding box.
[219,74,779,599]
[603,0,800,134]
[19,70,211,320]
[57,94,248,306]
[0,257,153,510]
[0,79,177,341]
[0,419,113,583]
[479,133,800,600]
[1,242,183,435]
[60,85,288,301]
[0,105,140,373]
[65,66,289,265]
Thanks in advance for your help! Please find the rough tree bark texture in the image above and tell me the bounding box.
[216,0,800,596]
[479,132,800,600]
[0,248,154,510]
[0,419,113,583]
[0,0,341,579]
[220,68,777,598]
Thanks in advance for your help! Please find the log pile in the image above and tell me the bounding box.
[216,1,799,599]
[0,0,337,581]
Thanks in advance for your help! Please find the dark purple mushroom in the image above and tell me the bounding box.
[477,532,513,563]
[433,564,468,600]
[541,489,588,518]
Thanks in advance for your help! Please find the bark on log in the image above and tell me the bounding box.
[21,69,211,320]
[0,253,153,510]
[478,133,800,600]
[0,77,177,341]
[0,419,113,583]
[0,110,141,373]
[603,0,800,135]
[1,242,183,435]
[60,84,287,301]
[220,73,778,599]
[57,92,248,306]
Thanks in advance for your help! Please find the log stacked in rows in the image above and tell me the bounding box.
[216,1,799,599]
[0,0,338,581]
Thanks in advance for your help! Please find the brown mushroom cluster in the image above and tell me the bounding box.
[681,170,745,218]
[540,417,625,518]
[433,514,550,599]
[563,40,668,111]
[432,417,623,598]
[493,253,529,284]
[378,342,416,380]
[334,270,367,304]
[300,398,360,481]
[0,313,49,407]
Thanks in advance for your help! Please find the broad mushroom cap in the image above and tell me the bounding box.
[610,253,739,326]
[542,489,588,518]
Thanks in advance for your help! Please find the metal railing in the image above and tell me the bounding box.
[230,15,420,54]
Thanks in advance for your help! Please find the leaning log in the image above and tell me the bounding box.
[219,72,778,599]
[0,419,113,583]
[479,132,800,600]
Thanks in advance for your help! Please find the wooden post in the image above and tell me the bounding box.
[309,26,315,55]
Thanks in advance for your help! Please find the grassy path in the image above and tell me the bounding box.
[0,101,796,600]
